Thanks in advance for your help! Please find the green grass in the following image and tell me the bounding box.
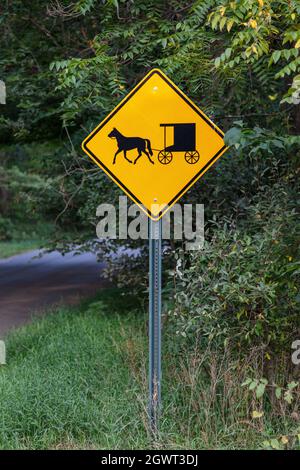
[0,288,295,450]
[0,240,43,259]
[0,290,151,450]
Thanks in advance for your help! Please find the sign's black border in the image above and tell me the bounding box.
[83,70,227,220]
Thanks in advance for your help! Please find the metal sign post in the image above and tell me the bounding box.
[149,218,162,434]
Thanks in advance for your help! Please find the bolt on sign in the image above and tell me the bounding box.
[82,69,228,220]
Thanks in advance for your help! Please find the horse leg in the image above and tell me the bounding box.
[143,149,154,164]
[124,150,132,163]
[134,151,142,164]
[113,149,121,164]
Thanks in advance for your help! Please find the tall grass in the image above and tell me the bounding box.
[0,289,298,449]
[0,240,43,258]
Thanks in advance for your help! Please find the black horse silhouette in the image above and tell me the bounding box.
[108,128,154,165]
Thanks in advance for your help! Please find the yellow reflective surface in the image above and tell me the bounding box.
[82,69,228,220]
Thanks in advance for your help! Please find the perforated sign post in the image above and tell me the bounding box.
[82,69,227,434]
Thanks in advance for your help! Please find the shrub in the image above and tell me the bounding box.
[172,181,300,356]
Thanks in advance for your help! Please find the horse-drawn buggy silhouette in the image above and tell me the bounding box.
[108,123,200,166]
[158,123,200,165]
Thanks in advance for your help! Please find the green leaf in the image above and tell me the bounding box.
[225,48,232,59]
[224,127,242,146]
[215,56,221,68]
[256,382,266,398]
[249,379,259,391]
[242,378,252,387]
[270,439,280,450]
[272,50,281,64]
[287,381,298,390]
[211,14,220,30]
[227,19,234,32]
[284,390,293,404]
[262,440,271,448]
[219,17,227,31]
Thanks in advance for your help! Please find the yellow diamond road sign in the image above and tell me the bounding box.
[82,69,228,220]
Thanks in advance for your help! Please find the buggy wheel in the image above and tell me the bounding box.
[158,150,173,164]
[185,150,199,164]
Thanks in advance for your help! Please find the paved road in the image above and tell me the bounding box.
[0,250,106,336]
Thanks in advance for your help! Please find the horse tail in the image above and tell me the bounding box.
[146,139,153,156]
